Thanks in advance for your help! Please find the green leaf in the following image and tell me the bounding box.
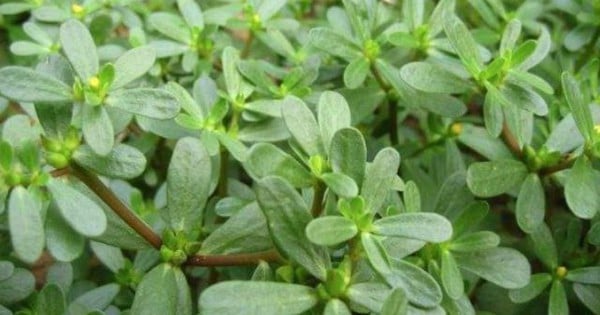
[173,267,192,315]
[305,216,358,246]
[82,106,114,156]
[90,241,125,272]
[529,223,558,269]
[403,181,420,212]
[362,148,401,213]
[0,262,14,282]
[73,144,146,179]
[0,141,12,170]
[281,96,325,157]
[361,233,442,308]
[516,173,545,233]
[450,231,500,252]
[466,159,528,197]
[255,177,331,280]
[573,283,600,315]
[549,280,568,315]
[381,288,408,315]
[106,88,179,119]
[177,0,204,29]
[8,186,44,264]
[47,178,107,237]
[245,143,312,188]
[507,70,554,95]
[373,212,452,243]
[0,66,72,103]
[199,281,318,315]
[324,299,351,315]
[0,268,35,304]
[441,250,464,299]
[222,46,242,99]
[499,19,522,54]
[344,58,369,89]
[457,125,513,160]
[483,85,505,137]
[454,247,531,289]
[508,273,552,303]
[443,14,483,75]
[309,28,361,61]
[131,264,178,315]
[200,203,272,254]
[45,206,85,262]
[346,282,390,313]
[329,128,366,187]
[400,62,472,93]
[318,91,351,150]
[561,72,594,141]
[149,12,191,44]
[321,172,358,198]
[565,267,600,285]
[166,137,212,234]
[565,157,600,219]
[38,284,66,315]
[112,46,156,90]
[60,19,98,80]
[71,283,119,310]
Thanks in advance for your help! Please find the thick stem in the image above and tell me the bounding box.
[501,123,522,158]
[217,149,229,198]
[310,181,326,217]
[69,163,163,249]
[539,155,577,177]
[241,31,254,59]
[186,250,282,267]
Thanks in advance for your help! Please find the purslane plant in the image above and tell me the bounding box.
[0,0,598,315]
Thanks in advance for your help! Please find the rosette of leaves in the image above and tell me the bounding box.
[509,223,600,314]
[0,19,180,156]
[148,0,219,73]
[400,14,553,144]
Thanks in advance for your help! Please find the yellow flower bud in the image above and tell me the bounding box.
[556,266,568,278]
[88,76,100,90]
[450,122,463,136]
[71,4,84,15]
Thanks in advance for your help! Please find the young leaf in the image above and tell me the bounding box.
[0,67,72,103]
[130,264,178,315]
[9,186,44,264]
[362,148,400,213]
[309,28,361,61]
[454,247,531,289]
[177,0,204,30]
[73,144,146,179]
[281,96,325,157]
[199,281,318,315]
[305,216,358,246]
[516,173,545,233]
[400,62,472,94]
[166,137,212,234]
[148,13,191,44]
[373,212,452,243]
[82,106,114,156]
[565,157,600,219]
[244,143,313,188]
[443,14,483,75]
[466,159,528,197]
[321,172,358,198]
[324,299,351,315]
[565,267,600,285]
[255,176,331,280]
[37,284,66,315]
[112,46,156,90]
[508,273,552,303]
[329,128,367,187]
[450,231,500,252]
[318,91,351,150]
[46,178,107,237]
[549,280,568,315]
[344,58,369,89]
[441,250,464,299]
[60,19,98,80]
[105,88,179,119]
[561,72,594,141]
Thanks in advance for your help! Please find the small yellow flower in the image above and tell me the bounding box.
[556,266,567,278]
[594,124,600,135]
[450,122,463,136]
[88,76,101,90]
[71,4,84,15]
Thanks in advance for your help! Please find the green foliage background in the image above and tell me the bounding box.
[0,0,598,314]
